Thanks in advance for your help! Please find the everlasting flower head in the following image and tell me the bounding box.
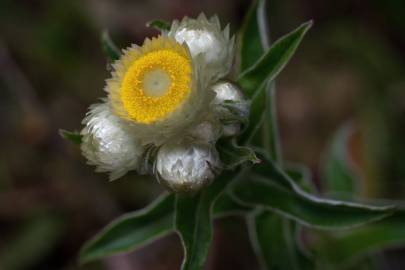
[80,14,249,192]
[106,36,213,145]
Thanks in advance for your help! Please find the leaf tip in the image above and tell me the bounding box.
[146,19,171,31]
[302,20,314,32]
[59,129,82,145]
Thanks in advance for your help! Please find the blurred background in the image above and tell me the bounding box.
[1,0,405,269]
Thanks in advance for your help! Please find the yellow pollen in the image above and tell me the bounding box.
[119,39,192,124]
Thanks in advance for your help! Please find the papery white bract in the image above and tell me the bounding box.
[81,103,144,180]
[168,13,235,82]
[155,139,221,192]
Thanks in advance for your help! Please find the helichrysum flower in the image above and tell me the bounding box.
[80,13,249,192]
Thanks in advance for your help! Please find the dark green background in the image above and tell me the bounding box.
[1,0,405,269]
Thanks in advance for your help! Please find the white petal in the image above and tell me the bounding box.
[81,103,144,180]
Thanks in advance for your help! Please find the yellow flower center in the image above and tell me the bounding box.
[119,40,192,124]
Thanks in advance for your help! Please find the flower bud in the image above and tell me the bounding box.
[155,140,221,192]
[168,13,234,80]
[211,81,250,136]
[81,103,143,180]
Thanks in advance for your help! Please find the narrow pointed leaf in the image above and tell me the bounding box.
[175,171,238,270]
[79,193,175,264]
[146,19,171,31]
[240,21,312,145]
[239,0,264,72]
[233,175,394,230]
[232,154,395,229]
[59,129,82,145]
[238,21,312,98]
[101,30,120,62]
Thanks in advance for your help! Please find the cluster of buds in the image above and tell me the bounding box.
[80,14,249,192]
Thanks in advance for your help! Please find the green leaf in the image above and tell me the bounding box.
[316,209,405,269]
[79,193,175,264]
[146,19,171,31]
[101,30,120,62]
[322,123,359,199]
[59,129,82,145]
[240,82,267,145]
[239,0,264,72]
[241,82,281,151]
[260,82,282,158]
[255,0,283,161]
[248,162,315,270]
[240,21,311,147]
[239,0,282,163]
[238,21,312,98]
[79,187,249,265]
[175,171,238,270]
[248,210,303,270]
[232,154,395,229]
[217,138,260,169]
[232,175,394,230]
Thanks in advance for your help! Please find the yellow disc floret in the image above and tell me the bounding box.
[109,37,192,124]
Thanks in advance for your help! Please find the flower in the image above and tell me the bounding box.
[81,103,144,180]
[79,14,249,192]
[106,36,213,145]
[168,13,235,81]
[155,139,221,192]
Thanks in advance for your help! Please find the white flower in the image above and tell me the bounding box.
[211,81,250,136]
[81,103,144,180]
[155,139,221,192]
[168,13,235,81]
[106,36,215,146]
